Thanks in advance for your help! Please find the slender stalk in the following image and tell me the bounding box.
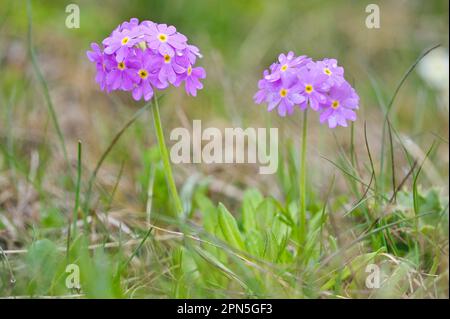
[83,102,151,213]
[350,122,355,167]
[146,165,156,225]
[151,95,183,216]
[299,109,308,246]
[72,141,82,239]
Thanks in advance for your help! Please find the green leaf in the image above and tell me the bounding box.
[218,203,245,251]
[26,239,61,295]
[242,188,263,233]
[245,230,264,257]
[40,207,65,228]
[171,247,198,298]
[242,189,263,233]
[195,192,220,236]
[193,246,247,291]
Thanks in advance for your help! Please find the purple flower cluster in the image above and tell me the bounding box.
[254,52,359,128]
[87,18,206,100]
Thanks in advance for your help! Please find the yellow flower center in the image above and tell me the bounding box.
[138,41,147,50]
[279,88,288,97]
[117,62,126,70]
[158,34,168,42]
[164,54,171,63]
[331,100,339,109]
[305,84,313,93]
[324,68,332,75]
[187,66,192,76]
[138,69,148,79]
[281,64,288,72]
[121,37,129,45]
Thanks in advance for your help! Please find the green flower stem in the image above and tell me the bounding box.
[299,109,308,246]
[151,95,183,216]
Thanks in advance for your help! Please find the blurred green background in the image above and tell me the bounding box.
[1,0,447,198]
[1,0,448,139]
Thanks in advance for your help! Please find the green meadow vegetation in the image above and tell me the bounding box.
[0,0,448,298]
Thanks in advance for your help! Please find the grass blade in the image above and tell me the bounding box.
[26,0,70,172]
[83,101,152,212]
